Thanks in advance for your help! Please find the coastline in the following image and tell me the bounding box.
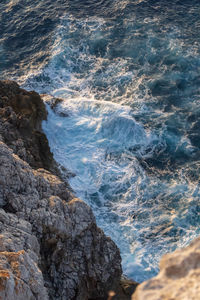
[1,80,200,300]
[0,80,137,299]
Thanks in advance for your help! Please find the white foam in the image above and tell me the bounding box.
[42,97,167,280]
[20,12,200,282]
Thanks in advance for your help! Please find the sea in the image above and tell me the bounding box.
[1,0,200,283]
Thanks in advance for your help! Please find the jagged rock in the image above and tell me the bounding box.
[0,140,122,299]
[111,278,138,300]
[41,94,63,110]
[0,250,48,300]
[132,237,200,300]
[0,80,56,173]
[0,80,122,299]
[0,209,48,300]
[41,94,69,117]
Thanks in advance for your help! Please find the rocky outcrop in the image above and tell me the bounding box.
[0,80,58,173]
[132,237,200,300]
[2,79,200,300]
[0,80,122,299]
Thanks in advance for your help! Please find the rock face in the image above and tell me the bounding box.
[132,237,200,300]
[0,80,122,300]
[0,80,58,173]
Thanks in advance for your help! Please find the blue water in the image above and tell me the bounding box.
[1,0,200,282]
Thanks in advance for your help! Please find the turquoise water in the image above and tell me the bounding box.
[1,0,200,282]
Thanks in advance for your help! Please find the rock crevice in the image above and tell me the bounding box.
[0,80,122,300]
[1,80,198,300]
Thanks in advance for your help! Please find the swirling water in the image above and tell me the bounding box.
[1,0,200,282]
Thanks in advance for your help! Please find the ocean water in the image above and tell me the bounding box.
[1,0,200,282]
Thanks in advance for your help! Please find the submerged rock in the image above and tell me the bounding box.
[132,237,200,300]
[41,94,69,117]
[0,80,122,299]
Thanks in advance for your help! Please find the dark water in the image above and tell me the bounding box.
[1,0,200,282]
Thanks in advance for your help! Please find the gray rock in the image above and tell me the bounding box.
[0,250,48,300]
[0,80,122,299]
[132,237,200,300]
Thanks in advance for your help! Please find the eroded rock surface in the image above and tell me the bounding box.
[132,237,200,300]
[0,80,57,173]
[0,80,122,299]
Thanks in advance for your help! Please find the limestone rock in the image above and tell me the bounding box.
[0,139,122,299]
[0,209,48,300]
[0,80,122,299]
[0,80,56,173]
[42,94,69,117]
[132,237,200,300]
[0,250,48,300]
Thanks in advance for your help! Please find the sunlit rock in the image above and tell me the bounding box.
[132,237,200,300]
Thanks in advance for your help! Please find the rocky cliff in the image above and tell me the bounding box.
[1,80,199,300]
[0,80,122,300]
[132,237,200,300]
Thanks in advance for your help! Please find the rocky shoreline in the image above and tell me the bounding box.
[0,80,200,300]
[0,80,138,299]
